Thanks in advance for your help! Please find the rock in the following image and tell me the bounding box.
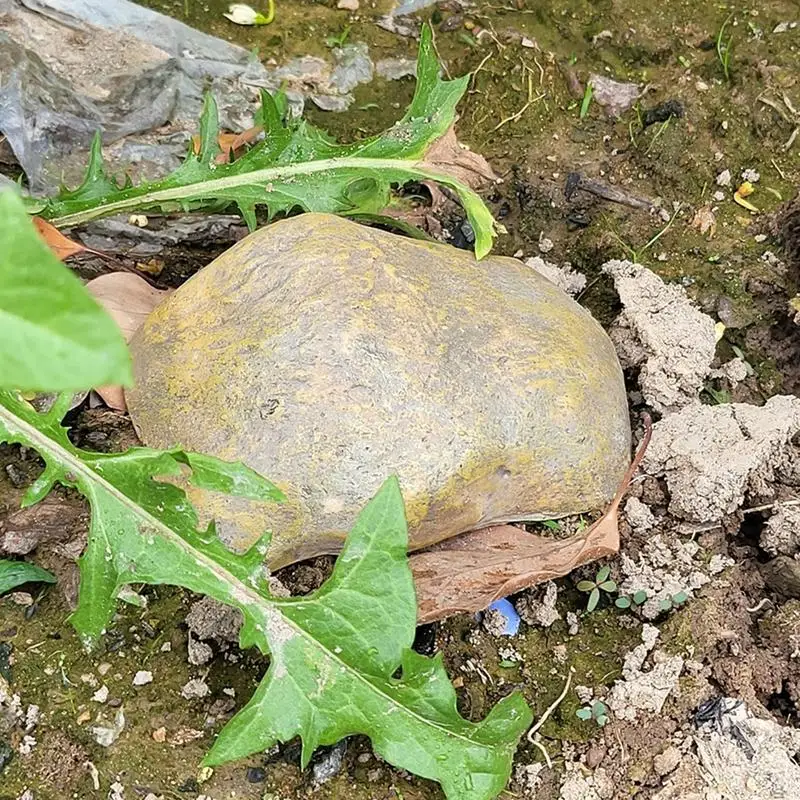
[132,670,153,686]
[180,678,210,700]
[716,169,732,187]
[589,74,641,118]
[312,740,347,785]
[337,0,359,9]
[643,396,800,523]
[128,215,631,567]
[603,260,716,413]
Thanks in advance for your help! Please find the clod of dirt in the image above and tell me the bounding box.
[187,636,214,666]
[524,257,586,296]
[607,624,684,720]
[643,395,800,522]
[559,762,613,800]
[695,698,800,798]
[515,581,560,627]
[603,260,717,413]
[623,497,656,535]
[617,533,729,620]
[186,597,243,644]
[761,502,800,556]
[760,556,800,599]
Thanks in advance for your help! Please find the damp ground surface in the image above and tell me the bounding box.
[2,1,800,799]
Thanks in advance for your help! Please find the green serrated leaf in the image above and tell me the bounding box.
[0,391,531,800]
[0,559,56,594]
[587,587,600,612]
[0,191,132,392]
[34,25,496,259]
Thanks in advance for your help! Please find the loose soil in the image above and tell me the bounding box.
[2,1,800,799]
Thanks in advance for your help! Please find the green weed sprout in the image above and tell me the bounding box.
[614,590,648,610]
[576,700,609,727]
[577,565,617,612]
[716,13,734,82]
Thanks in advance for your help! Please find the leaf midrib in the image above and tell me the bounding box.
[47,158,465,228]
[0,400,497,752]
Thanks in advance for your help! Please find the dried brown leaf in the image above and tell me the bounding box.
[191,125,263,165]
[32,217,89,260]
[422,127,499,190]
[691,205,717,239]
[411,418,652,622]
[86,273,170,411]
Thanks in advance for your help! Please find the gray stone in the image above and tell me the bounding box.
[128,214,631,568]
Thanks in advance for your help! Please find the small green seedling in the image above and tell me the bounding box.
[576,700,609,727]
[716,13,734,82]
[614,590,648,610]
[325,24,351,48]
[577,565,617,612]
[659,591,690,613]
[580,81,594,118]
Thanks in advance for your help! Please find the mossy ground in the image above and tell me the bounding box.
[2,0,800,797]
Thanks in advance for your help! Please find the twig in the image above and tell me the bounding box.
[530,737,552,769]
[491,81,545,132]
[533,55,545,86]
[784,127,799,151]
[772,158,787,179]
[746,599,770,613]
[758,95,791,122]
[469,52,494,92]
[742,498,800,514]
[528,667,574,741]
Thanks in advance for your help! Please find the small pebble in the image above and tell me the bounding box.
[246,766,267,783]
[152,726,167,743]
[133,670,153,686]
[336,0,359,9]
[181,678,210,700]
[716,169,732,187]
[586,743,607,768]
[91,685,109,703]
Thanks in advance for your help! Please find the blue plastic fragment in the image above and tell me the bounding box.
[487,598,520,636]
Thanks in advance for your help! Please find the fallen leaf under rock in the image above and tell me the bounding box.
[32,217,108,261]
[421,126,499,190]
[86,273,170,410]
[411,418,652,623]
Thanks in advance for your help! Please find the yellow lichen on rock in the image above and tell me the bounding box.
[127,214,631,567]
